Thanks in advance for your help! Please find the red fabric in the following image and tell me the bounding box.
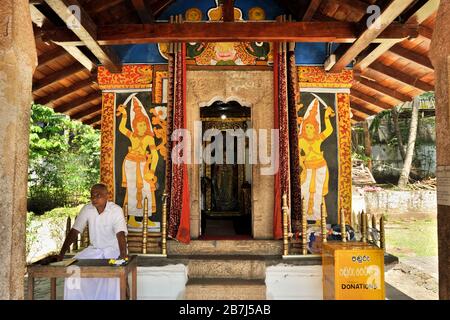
[273,43,283,240]
[176,43,191,244]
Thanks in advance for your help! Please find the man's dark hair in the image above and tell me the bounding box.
[91,183,108,193]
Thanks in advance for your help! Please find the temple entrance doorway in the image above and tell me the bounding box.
[200,101,252,239]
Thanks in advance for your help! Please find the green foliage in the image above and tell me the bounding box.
[28,104,100,214]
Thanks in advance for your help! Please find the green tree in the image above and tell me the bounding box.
[28,104,100,214]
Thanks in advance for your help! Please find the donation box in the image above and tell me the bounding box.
[322,242,385,300]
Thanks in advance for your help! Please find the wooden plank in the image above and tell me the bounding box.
[37,47,67,66]
[71,104,101,120]
[84,114,102,125]
[353,75,411,103]
[131,0,154,23]
[369,61,434,92]
[223,0,235,22]
[35,76,96,105]
[389,44,434,71]
[84,0,124,14]
[59,45,95,71]
[400,0,440,25]
[355,40,400,71]
[330,0,416,72]
[303,0,323,21]
[419,25,433,39]
[44,0,121,73]
[351,89,394,110]
[350,102,378,116]
[54,92,100,114]
[32,63,85,92]
[351,111,367,122]
[43,22,418,45]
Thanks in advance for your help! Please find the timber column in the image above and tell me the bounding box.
[0,0,37,299]
[430,0,450,300]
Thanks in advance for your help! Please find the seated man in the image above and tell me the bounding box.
[55,183,128,300]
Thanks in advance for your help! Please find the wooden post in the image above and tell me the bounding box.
[380,216,385,251]
[341,208,347,243]
[321,202,327,243]
[65,217,71,253]
[301,197,308,255]
[361,211,367,243]
[162,193,168,256]
[142,197,149,254]
[282,194,289,256]
[372,214,378,246]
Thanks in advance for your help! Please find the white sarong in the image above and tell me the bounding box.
[64,246,121,300]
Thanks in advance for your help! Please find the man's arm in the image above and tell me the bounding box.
[57,228,80,261]
[116,231,128,259]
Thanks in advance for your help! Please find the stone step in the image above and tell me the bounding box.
[168,240,282,256]
[185,278,266,300]
[187,256,266,280]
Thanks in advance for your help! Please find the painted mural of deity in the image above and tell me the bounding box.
[116,95,160,230]
[298,95,336,222]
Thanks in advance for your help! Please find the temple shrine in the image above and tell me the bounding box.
[1,0,450,301]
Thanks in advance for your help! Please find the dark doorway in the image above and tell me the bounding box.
[200,101,252,239]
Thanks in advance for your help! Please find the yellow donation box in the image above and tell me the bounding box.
[322,242,385,300]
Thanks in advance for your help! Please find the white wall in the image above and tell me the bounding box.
[265,264,323,300]
[134,264,188,300]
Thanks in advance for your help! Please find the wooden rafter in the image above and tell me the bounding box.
[388,44,434,71]
[43,21,418,45]
[53,92,101,114]
[84,0,124,14]
[37,47,67,66]
[351,110,367,122]
[354,0,439,71]
[222,0,235,22]
[131,0,155,23]
[151,0,175,17]
[32,63,85,92]
[368,61,434,92]
[71,104,102,120]
[44,0,121,73]
[330,0,416,72]
[350,103,378,116]
[35,76,96,105]
[353,75,411,103]
[302,0,323,21]
[351,89,394,110]
[84,114,101,125]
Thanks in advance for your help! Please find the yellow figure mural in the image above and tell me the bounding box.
[117,95,159,229]
[298,96,336,222]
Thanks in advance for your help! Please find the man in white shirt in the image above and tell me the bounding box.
[55,183,128,300]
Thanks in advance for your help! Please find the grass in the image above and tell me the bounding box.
[385,216,438,258]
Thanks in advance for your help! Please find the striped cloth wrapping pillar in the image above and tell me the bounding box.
[287,42,301,235]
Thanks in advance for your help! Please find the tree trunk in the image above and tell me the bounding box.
[363,121,373,171]
[392,103,406,161]
[398,98,420,188]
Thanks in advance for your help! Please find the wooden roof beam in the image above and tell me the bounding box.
[32,63,85,92]
[330,0,416,72]
[34,76,96,105]
[399,0,440,25]
[37,47,67,66]
[84,0,124,14]
[84,114,101,126]
[53,91,101,114]
[388,44,434,71]
[351,110,367,122]
[71,104,102,120]
[131,0,155,23]
[351,89,394,110]
[418,25,433,39]
[151,0,175,17]
[44,0,121,73]
[368,61,434,92]
[353,75,411,103]
[222,0,235,22]
[43,22,418,44]
[302,0,323,21]
[350,102,378,116]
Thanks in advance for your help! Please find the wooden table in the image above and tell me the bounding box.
[27,255,138,300]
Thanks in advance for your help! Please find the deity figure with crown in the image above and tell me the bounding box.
[298,97,336,222]
[116,96,160,230]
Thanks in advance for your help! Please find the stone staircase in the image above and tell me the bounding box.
[168,240,282,300]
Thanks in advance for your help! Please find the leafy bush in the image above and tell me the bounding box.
[28,104,100,214]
